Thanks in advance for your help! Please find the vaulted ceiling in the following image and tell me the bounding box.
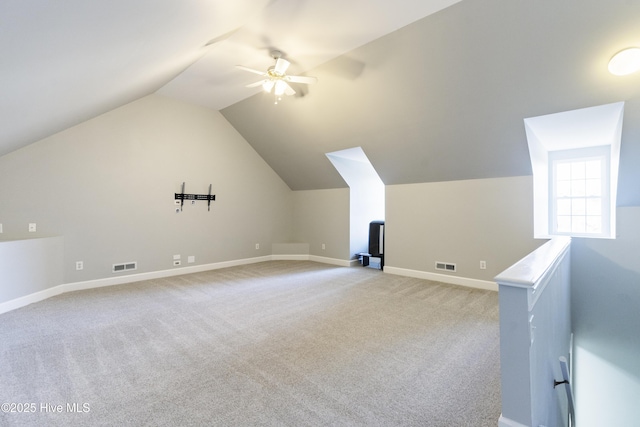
[221,0,640,190]
[3,0,640,197]
[0,0,460,156]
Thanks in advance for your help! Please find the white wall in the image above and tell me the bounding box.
[385,176,544,282]
[0,94,293,288]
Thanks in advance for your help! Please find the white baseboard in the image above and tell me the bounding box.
[384,265,498,292]
[0,286,66,315]
[271,253,355,267]
[271,254,310,261]
[2,257,495,315]
[63,255,274,294]
[498,415,529,427]
[0,256,272,315]
[309,255,354,267]
[0,255,357,314]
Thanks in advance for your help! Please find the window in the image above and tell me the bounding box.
[550,150,609,237]
[524,102,623,239]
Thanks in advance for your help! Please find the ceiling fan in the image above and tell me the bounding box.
[237,51,317,104]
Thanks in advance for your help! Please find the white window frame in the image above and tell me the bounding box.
[549,147,610,238]
[525,102,624,240]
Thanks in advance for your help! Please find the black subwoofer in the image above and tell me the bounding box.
[368,220,384,269]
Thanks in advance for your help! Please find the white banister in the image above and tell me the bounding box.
[495,237,573,427]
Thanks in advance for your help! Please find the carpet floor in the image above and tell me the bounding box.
[0,261,501,426]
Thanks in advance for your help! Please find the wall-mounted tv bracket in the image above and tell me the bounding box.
[175,182,216,211]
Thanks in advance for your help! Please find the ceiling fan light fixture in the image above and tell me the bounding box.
[262,80,275,93]
[237,50,316,105]
[608,47,640,76]
[274,80,287,96]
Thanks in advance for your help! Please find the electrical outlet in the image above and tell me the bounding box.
[322,243,326,250]
[480,260,487,270]
[28,223,36,232]
[0,223,3,233]
[76,261,83,271]
[187,256,195,264]
[173,254,181,260]
[255,243,260,250]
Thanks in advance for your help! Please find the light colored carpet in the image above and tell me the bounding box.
[0,261,501,426]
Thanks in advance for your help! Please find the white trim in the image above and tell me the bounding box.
[64,255,274,293]
[309,255,355,267]
[525,101,624,239]
[0,256,271,315]
[384,266,498,292]
[498,415,529,427]
[272,254,310,261]
[271,254,354,267]
[0,255,356,314]
[549,149,610,238]
[0,286,66,315]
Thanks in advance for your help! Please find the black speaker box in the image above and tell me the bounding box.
[368,220,384,257]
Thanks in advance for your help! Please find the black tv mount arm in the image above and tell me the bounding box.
[175,182,216,211]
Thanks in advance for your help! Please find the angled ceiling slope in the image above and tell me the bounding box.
[221,0,640,191]
[0,0,462,158]
[0,0,269,156]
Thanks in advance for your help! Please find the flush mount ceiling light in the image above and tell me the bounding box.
[608,47,640,76]
[237,51,317,104]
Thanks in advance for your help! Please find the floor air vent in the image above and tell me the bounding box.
[112,262,137,273]
[435,262,456,272]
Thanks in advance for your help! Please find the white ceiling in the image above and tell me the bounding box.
[0,0,462,157]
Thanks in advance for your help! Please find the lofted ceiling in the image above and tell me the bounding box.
[3,0,640,196]
[0,0,461,157]
[221,0,640,190]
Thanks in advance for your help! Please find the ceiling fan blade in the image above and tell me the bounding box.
[246,80,267,88]
[283,82,296,96]
[236,65,267,76]
[204,28,239,47]
[286,75,318,85]
[274,57,290,75]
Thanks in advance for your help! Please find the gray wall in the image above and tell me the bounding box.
[385,176,544,281]
[571,206,640,426]
[221,0,640,195]
[496,238,572,427]
[0,94,293,284]
[0,237,63,305]
[1,86,638,426]
[291,176,546,282]
[292,189,350,260]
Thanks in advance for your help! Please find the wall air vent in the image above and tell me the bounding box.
[112,262,137,273]
[435,261,456,272]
